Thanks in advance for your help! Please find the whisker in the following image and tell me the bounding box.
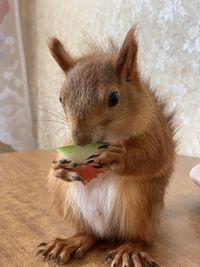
[35,106,67,122]
[54,128,65,134]
[53,126,67,135]
[33,119,67,126]
[52,126,69,144]
[37,95,58,100]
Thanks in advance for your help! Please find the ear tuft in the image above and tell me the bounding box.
[48,37,75,72]
[115,27,138,81]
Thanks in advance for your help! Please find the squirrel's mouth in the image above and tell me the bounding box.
[95,134,106,144]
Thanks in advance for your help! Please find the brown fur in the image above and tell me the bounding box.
[48,37,76,72]
[47,28,176,253]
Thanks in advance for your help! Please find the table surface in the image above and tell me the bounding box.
[0,150,200,267]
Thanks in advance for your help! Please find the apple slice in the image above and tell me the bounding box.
[56,143,106,183]
[56,143,102,163]
[72,164,105,183]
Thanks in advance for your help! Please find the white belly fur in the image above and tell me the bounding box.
[65,171,122,238]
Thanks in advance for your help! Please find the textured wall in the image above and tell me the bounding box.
[19,0,200,157]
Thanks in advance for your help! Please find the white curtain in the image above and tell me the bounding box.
[0,0,35,151]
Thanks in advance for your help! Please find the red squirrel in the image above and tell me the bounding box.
[37,28,176,267]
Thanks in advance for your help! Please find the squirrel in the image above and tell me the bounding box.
[37,28,176,267]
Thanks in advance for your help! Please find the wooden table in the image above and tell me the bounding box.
[0,151,200,267]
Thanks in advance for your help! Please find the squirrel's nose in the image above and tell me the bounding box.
[72,131,91,146]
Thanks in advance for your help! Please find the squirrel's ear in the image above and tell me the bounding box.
[115,28,138,81]
[48,38,75,72]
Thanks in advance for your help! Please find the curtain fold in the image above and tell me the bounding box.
[0,0,35,151]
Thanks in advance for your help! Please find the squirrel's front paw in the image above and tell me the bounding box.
[52,159,81,182]
[92,143,126,174]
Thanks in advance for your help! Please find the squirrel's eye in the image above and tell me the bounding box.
[59,96,62,103]
[108,91,119,107]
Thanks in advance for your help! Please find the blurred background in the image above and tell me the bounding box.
[0,0,199,156]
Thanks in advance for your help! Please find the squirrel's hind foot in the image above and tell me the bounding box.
[36,233,97,265]
[105,242,160,267]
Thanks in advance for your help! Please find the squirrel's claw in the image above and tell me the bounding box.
[37,242,47,248]
[86,154,98,160]
[93,143,126,173]
[97,143,110,149]
[52,160,83,182]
